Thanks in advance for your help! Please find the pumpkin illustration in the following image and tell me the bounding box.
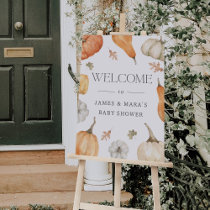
[78,100,89,123]
[81,35,103,60]
[76,117,99,156]
[157,79,165,122]
[137,123,164,162]
[79,74,89,95]
[112,35,136,64]
[141,38,164,61]
[108,140,129,159]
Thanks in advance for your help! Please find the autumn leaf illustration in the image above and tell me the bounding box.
[109,49,118,60]
[128,129,137,140]
[101,130,111,141]
[86,62,94,70]
[149,62,163,72]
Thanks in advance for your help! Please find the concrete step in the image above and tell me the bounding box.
[0,164,77,194]
[0,191,132,210]
[0,150,65,165]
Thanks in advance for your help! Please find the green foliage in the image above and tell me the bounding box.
[175,0,210,23]
[99,201,114,206]
[67,0,122,50]
[0,205,54,210]
[0,207,18,210]
[99,200,131,208]
[67,0,209,209]
[123,0,210,209]
[29,204,54,210]
[122,165,154,209]
[133,1,173,34]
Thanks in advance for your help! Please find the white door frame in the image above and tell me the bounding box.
[0,2,77,166]
[60,1,78,165]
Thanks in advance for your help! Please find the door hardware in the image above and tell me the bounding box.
[4,48,34,58]
[14,22,23,31]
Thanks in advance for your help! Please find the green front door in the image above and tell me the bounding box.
[0,0,62,145]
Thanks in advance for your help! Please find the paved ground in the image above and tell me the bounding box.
[0,191,132,210]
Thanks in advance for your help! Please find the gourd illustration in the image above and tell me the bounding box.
[76,117,99,156]
[79,74,89,95]
[112,35,136,64]
[78,100,89,123]
[109,140,129,159]
[157,78,164,122]
[81,35,103,60]
[141,38,164,61]
[137,123,164,162]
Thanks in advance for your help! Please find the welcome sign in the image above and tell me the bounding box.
[75,35,165,162]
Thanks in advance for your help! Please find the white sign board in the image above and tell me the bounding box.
[75,35,165,162]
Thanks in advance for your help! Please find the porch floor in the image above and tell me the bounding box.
[0,191,132,210]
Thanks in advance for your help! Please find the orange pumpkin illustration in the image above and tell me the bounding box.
[81,35,103,60]
[112,35,136,64]
[76,117,99,156]
[157,78,164,122]
[79,74,89,95]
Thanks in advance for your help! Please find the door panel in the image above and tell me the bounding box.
[24,0,50,37]
[0,0,62,145]
[25,65,51,121]
[0,66,13,121]
[0,0,12,37]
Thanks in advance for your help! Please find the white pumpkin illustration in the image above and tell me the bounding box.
[141,38,164,61]
[137,123,164,162]
[109,140,129,159]
[78,100,89,123]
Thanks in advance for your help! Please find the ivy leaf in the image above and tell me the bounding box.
[195,176,203,187]
[186,135,196,147]
[196,37,207,44]
[165,112,170,122]
[183,89,191,98]
[177,139,188,157]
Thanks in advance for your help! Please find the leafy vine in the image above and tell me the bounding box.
[66,0,210,209]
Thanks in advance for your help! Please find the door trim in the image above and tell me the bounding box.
[0,1,76,165]
[0,144,65,151]
[60,1,77,166]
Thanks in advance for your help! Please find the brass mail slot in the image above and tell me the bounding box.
[4,47,34,58]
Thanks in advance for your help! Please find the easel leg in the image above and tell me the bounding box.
[151,166,161,210]
[73,160,86,210]
[114,163,121,208]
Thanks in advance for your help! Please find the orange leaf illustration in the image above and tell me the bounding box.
[101,130,111,141]
[109,49,118,60]
[149,62,163,72]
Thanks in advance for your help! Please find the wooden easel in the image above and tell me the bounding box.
[69,155,173,210]
[69,13,173,210]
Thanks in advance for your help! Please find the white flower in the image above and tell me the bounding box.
[109,140,129,159]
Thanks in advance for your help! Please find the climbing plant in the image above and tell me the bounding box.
[0,205,53,210]
[67,0,210,209]
[123,0,210,209]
